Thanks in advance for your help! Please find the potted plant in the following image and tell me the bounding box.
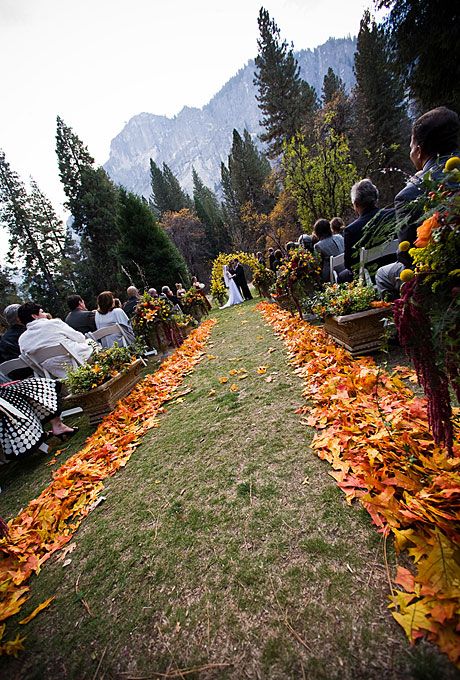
[64,344,144,424]
[273,249,321,318]
[131,294,183,353]
[181,287,208,321]
[312,281,392,355]
[253,265,276,298]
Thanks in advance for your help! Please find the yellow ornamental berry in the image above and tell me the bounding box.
[400,269,415,282]
[444,156,460,173]
[399,241,411,252]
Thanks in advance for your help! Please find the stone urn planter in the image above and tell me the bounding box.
[64,359,144,425]
[324,307,390,356]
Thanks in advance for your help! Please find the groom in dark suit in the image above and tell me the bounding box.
[233,258,253,300]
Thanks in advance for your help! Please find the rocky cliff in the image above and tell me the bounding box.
[104,37,356,198]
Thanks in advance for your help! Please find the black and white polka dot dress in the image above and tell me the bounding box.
[0,378,60,459]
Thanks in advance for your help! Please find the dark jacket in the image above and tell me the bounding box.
[65,309,96,335]
[344,207,396,271]
[0,324,25,361]
[344,208,380,270]
[123,296,139,319]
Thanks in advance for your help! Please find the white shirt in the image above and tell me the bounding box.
[19,318,93,378]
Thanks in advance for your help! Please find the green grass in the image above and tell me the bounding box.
[1,300,457,680]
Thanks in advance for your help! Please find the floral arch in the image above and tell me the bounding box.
[210,252,259,303]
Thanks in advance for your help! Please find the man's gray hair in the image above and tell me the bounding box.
[351,179,379,209]
[127,285,138,297]
[3,303,21,326]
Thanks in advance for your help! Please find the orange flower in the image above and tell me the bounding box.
[415,213,439,248]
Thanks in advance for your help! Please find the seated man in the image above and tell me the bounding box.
[123,286,140,319]
[376,106,460,298]
[65,295,96,334]
[18,302,94,379]
[0,304,33,379]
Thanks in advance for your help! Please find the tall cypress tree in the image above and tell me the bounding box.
[322,67,346,105]
[254,7,317,158]
[352,11,410,181]
[192,169,229,256]
[227,129,273,213]
[56,117,121,298]
[150,160,192,215]
[118,189,190,290]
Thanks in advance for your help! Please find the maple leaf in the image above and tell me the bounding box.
[19,596,55,625]
[230,384,239,393]
[417,531,460,598]
[393,566,416,593]
[392,599,437,639]
[218,376,229,384]
[0,633,26,657]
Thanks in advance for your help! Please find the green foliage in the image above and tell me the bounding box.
[192,169,229,257]
[118,190,189,290]
[150,160,192,215]
[378,0,460,113]
[283,117,359,230]
[65,344,139,395]
[254,7,317,158]
[0,267,19,312]
[322,67,345,105]
[311,281,379,318]
[352,11,410,179]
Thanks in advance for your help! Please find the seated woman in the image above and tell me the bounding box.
[0,377,77,460]
[313,218,345,282]
[18,303,94,379]
[95,291,135,348]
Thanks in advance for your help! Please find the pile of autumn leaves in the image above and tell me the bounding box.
[0,320,216,656]
[258,302,460,667]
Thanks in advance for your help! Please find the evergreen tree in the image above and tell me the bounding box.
[150,160,192,215]
[118,189,189,290]
[378,0,460,113]
[161,208,209,282]
[322,67,346,105]
[192,169,229,256]
[0,151,67,315]
[352,11,410,179]
[0,266,19,312]
[220,162,245,250]
[56,117,122,298]
[254,7,317,157]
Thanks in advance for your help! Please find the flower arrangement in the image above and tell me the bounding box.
[180,287,209,320]
[312,281,387,319]
[394,156,460,453]
[210,252,259,303]
[131,294,182,351]
[272,249,321,317]
[65,344,139,395]
[252,265,276,296]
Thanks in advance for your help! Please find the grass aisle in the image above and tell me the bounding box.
[3,301,456,679]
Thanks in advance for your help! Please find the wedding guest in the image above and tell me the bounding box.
[268,247,276,271]
[65,295,96,335]
[313,219,345,282]
[331,217,345,235]
[376,106,460,298]
[298,233,315,253]
[161,286,180,308]
[191,276,211,311]
[256,251,265,265]
[123,286,140,318]
[175,282,186,299]
[18,302,94,379]
[113,298,122,309]
[273,249,283,272]
[95,291,135,348]
[0,304,33,379]
[148,288,159,298]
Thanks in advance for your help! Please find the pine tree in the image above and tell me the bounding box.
[254,7,317,158]
[220,162,245,250]
[352,11,410,179]
[160,208,209,282]
[0,266,19,311]
[322,67,346,105]
[378,0,460,113]
[150,160,192,215]
[192,169,229,256]
[118,189,190,290]
[0,151,67,315]
[56,117,122,299]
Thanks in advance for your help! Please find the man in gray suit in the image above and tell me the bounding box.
[65,295,96,334]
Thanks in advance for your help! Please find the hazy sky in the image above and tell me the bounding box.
[0,0,373,254]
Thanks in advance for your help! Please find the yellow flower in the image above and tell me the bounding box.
[444,156,460,172]
[400,269,415,282]
[398,241,411,252]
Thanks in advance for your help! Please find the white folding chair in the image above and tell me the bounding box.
[23,342,86,379]
[87,324,130,348]
[0,356,31,379]
[329,253,345,283]
[359,239,399,285]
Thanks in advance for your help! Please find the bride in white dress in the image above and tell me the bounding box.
[220,264,244,309]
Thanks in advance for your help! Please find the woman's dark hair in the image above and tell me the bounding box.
[97,291,114,315]
[330,217,344,234]
[274,249,282,259]
[313,219,332,240]
[412,107,459,156]
[17,302,41,325]
[67,294,82,311]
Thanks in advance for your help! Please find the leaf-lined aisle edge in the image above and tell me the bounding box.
[0,319,216,656]
[257,302,460,667]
